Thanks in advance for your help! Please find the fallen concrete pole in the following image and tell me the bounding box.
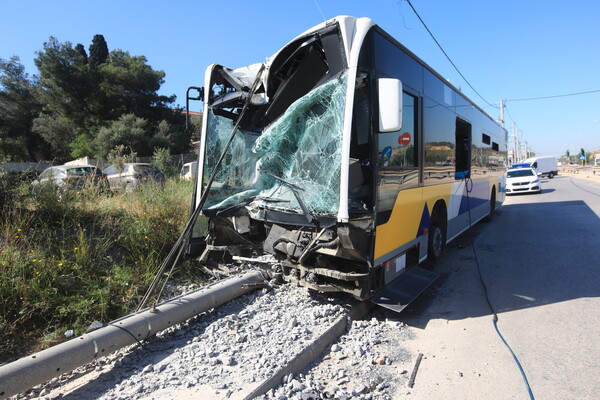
[0,270,269,399]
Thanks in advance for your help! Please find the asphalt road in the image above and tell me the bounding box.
[393,174,600,399]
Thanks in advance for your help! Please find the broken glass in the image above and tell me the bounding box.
[202,72,348,216]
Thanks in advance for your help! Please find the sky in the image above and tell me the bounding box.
[1,0,599,158]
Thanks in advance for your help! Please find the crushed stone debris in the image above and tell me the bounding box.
[24,277,418,400]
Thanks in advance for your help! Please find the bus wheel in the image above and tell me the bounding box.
[428,212,446,261]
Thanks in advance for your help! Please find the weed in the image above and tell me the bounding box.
[0,178,206,362]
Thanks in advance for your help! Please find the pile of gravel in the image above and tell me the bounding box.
[34,281,353,400]
[21,269,417,400]
[260,317,414,400]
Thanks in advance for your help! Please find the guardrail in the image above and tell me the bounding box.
[559,166,600,175]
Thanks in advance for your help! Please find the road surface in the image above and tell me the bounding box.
[393,174,600,399]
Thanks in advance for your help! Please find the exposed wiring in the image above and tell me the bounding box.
[396,0,414,30]
[404,0,497,109]
[111,324,145,348]
[463,177,535,400]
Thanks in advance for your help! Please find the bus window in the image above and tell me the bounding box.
[455,118,472,180]
[376,92,419,225]
[377,92,417,168]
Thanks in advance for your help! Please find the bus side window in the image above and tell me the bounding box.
[377,92,417,168]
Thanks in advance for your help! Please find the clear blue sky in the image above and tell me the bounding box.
[2,0,599,158]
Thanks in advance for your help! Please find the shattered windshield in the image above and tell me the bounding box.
[202,72,348,215]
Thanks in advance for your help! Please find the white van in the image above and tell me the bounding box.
[180,161,198,181]
[522,156,558,178]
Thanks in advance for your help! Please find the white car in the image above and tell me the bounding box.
[505,167,541,195]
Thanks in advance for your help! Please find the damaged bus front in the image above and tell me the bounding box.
[188,19,380,300]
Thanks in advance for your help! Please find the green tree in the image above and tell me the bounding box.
[95,114,150,159]
[152,147,176,177]
[151,120,173,149]
[34,37,99,132]
[0,56,46,161]
[69,133,96,158]
[99,50,176,121]
[4,35,190,162]
[32,113,78,160]
[89,34,108,69]
[74,43,88,65]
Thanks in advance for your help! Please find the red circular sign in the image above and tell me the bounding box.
[398,132,411,146]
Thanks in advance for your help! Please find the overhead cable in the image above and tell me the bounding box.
[506,89,600,102]
[405,0,497,109]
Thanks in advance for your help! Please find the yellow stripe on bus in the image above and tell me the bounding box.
[374,183,453,261]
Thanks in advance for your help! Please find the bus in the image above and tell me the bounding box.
[186,16,507,311]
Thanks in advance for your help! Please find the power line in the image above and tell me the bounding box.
[506,89,600,102]
[404,0,497,109]
[313,0,326,21]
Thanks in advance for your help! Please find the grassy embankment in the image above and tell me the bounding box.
[0,175,206,363]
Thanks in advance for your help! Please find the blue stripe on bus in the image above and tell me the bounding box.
[417,203,431,238]
[458,179,489,215]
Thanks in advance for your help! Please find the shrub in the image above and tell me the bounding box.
[0,178,204,362]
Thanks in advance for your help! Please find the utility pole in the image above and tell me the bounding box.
[500,100,505,128]
[513,122,519,162]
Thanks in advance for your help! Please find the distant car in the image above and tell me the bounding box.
[180,161,198,181]
[32,165,107,192]
[505,167,541,195]
[103,163,166,192]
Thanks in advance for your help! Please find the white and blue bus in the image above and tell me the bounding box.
[187,16,507,311]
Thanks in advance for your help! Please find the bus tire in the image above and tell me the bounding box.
[428,207,446,261]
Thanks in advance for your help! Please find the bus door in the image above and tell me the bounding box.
[450,117,473,237]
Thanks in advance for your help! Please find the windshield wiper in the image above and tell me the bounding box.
[263,171,316,225]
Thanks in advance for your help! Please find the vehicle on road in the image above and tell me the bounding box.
[186,16,507,311]
[32,165,106,192]
[505,167,541,195]
[509,163,531,170]
[103,163,165,192]
[522,156,558,178]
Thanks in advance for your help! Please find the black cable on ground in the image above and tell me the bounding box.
[463,176,535,400]
[111,324,145,348]
[471,245,534,400]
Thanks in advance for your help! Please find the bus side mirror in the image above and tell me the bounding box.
[378,78,403,132]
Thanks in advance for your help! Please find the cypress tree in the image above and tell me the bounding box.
[89,34,108,68]
[75,43,88,65]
